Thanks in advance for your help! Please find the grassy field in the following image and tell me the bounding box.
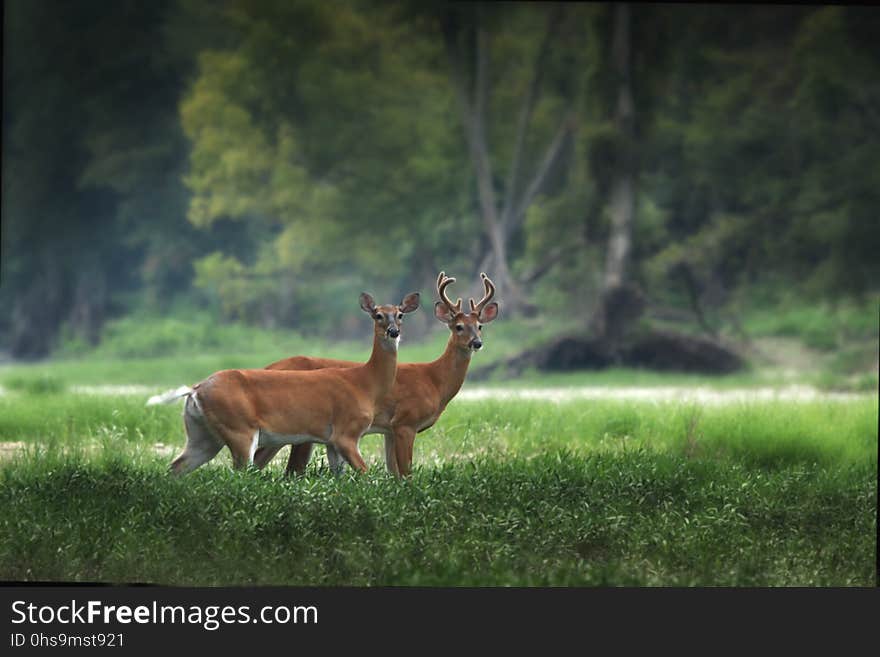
[0,390,876,586]
[0,303,876,586]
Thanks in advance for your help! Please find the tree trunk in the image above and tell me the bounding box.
[592,3,637,341]
[474,3,746,378]
[465,25,523,311]
[10,255,65,358]
[403,250,440,341]
[69,265,107,346]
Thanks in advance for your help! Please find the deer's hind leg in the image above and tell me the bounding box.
[285,442,315,477]
[222,428,260,470]
[383,433,399,477]
[169,400,224,476]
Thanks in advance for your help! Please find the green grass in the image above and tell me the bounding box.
[2,394,875,467]
[74,310,570,362]
[0,451,874,586]
[0,350,840,392]
[0,392,876,586]
[1,374,68,395]
[0,358,788,390]
[0,359,811,392]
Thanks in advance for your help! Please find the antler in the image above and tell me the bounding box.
[469,272,496,313]
[437,271,462,314]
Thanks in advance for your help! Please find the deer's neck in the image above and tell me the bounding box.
[430,336,473,406]
[364,331,398,401]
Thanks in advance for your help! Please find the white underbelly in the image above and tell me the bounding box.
[258,429,328,448]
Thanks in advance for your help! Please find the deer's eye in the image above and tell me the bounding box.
[397,313,403,320]
[375,313,383,320]
[478,324,483,330]
[455,324,463,332]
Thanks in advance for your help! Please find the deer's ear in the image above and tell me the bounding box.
[399,292,420,314]
[479,301,499,323]
[434,301,455,323]
[360,293,376,314]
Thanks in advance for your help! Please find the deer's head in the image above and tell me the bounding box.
[434,272,499,353]
[360,291,421,349]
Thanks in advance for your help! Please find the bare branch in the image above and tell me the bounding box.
[471,25,503,236]
[442,17,502,238]
[506,108,576,240]
[439,10,524,311]
[519,237,586,285]
[500,5,564,228]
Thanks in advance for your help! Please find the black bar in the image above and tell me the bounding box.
[1,585,877,651]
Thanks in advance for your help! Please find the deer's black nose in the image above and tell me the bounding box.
[471,339,483,350]
[387,327,400,338]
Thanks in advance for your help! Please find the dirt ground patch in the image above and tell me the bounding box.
[0,442,27,460]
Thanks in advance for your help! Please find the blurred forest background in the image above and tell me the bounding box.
[2,1,878,381]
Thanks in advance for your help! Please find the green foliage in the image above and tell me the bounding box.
[178,0,471,323]
[641,6,880,315]
[1,311,578,389]
[54,312,298,360]
[181,50,327,230]
[1,0,216,356]
[3,2,878,362]
[192,252,277,322]
[1,300,873,390]
[743,295,880,351]
[826,345,879,378]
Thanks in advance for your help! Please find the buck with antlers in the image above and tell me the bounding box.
[147,291,420,475]
[252,272,499,477]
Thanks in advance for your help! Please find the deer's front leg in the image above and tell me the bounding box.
[332,435,368,474]
[252,445,282,470]
[392,426,416,478]
[325,443,345,475]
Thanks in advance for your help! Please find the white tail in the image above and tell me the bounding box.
[146,386,193,406]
